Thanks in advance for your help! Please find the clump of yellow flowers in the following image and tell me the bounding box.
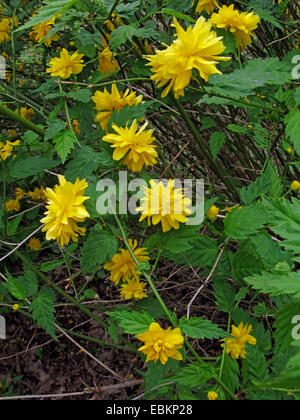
[145,17,229,98]
[40,176,90,247]
[136,322,184,365]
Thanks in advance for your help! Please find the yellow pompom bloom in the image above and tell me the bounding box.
[207,391,219,400]
[20,106,35,120]
[210,4,260,49]
[291,180,300,191]
[5,199,20,212]
[92,83,143,131]
[40,176,90,247]
[29,17,59,47]
[28,237,41,251]
[137,179,192,233]
[104,239,150,284]
[207,204,219,220]
[0,18,11,43]
[0,140,20,160]
[196,0,219,15]
[98,47,119,76]
[145,17,229,99]
[136,322,184,365]
[120,278,148,300]
[103,120,158,172]
[46,48,85,79]
[220,322,256,359]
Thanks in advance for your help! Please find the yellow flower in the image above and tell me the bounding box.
[103,120,158,172]
[136,322,184,365]
[12,304,20,311]
[28,187,47,201]
[291,180,300,191]
[210,5,261,49]
[0,140,20,160]
[207,391,219,400]
[0,18,11,43]
[145,17,229,98]
[92,83,143,131]
[104,13,122,31]
[120,278,148,300]
[72,119,81,135]
[286,147,293,154]
[98,47,119,76]
[207,204,219,220]
[29,17,59,46]
[46,48,85,79]
[28,237,41,251]
[104,239,149,284]
[137,179,192,233]
[15,187,25,200]
[40,176,90,247]
[220,322,256,359]
[195,0,219,15]
[5,199,20,212]
[20,106,35,120]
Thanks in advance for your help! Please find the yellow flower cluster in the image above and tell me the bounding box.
[92,83,143,131]
[220,322,256,359]
[104,239,149,300]
[210,4,261,49]
[0,15,17,44]
[145,17,229,98]
[40,176,90,247]
[30,16,59,47]
[5,186,46,214]
[0,139,20,161]
[136,322,184,365]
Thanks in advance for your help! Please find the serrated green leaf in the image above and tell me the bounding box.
[29,287,57,339]
[209,132,226,161]
[179,317,227,339]
[170,362,216,387]
[80,226,118,274]
[6,271,26,300]
[53,129,77,164]
[224,205,267,239]
[285,109,300,155]
[8,157,60,179]
[107,309,154,334]
[45,120,66,141]
[245,270,300,298]
[213,277,236,313]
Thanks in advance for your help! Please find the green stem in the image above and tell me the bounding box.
[113,213,176,327]
[0,104,44,136]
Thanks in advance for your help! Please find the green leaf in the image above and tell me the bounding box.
[245,270,300,298]
[41,259,65,273]
[53,129,77,164]
[17,272,38,298]
[179,317,227,339]
[109,103,152,129]
[162,8,195,23]
[8,157,60,179]
[241,166,274,205]
[218,355,240,397]
[107,309,154,334]
[109,25,139,50]
[285,109,300,155]
[209,132,226,161]
[45,120,66,141]
[16,0,81,32]
[29,287,57,340]
[295,88,300,105]
[80,226,118,274]
[170,362,216,387]
[213,277,236,313]
[68,88,92,103]
[6,271,26,300]
[274,303,300,352]
[65,146,103,181]
[227,124,248,134]
[224,205,267,239]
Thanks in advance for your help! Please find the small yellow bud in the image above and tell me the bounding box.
[207,391,218,400]
[291,181,300,191]
[286,147,293,154]
[12,304,20,311]
[207,205,219,220]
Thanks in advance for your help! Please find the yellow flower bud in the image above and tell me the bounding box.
[291,181,300,191]
[207,205,219,220]
[207,391,219,400]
